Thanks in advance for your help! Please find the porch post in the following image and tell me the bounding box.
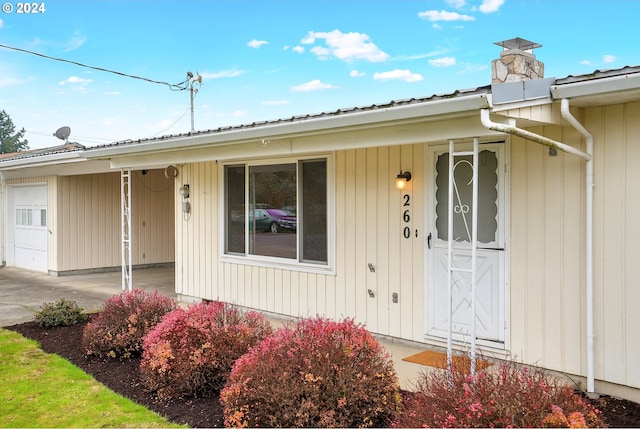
[447,139,480,376]
[121,168,132,291]
[470,137,479,375]
[447,140,455,373]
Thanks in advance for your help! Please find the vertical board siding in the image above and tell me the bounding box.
[511,101,640,390]
[132,169,176,267]
[510,125,585,377]
[54,170,174,272]
[623,102,640,389]
[177,144,425,342]
[587,102,638,388]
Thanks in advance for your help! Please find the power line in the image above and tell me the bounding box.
[0,43,190,91]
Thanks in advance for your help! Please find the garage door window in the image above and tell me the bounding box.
[16,208,46,227]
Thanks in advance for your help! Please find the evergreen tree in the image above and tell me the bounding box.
[0,110,29,153]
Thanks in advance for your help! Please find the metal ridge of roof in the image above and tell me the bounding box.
[0,142,85,163]
[85,85,492,151]
[554,65,640,85]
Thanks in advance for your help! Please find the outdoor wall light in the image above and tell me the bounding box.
[395,171,412,190]
[178,184,190,199]
[548,146,558,157]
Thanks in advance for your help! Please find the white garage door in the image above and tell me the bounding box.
[10,185,48,273]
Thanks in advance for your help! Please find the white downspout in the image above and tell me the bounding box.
[480,109,591,161]
[480,107,595,394]
[560,98,595,395]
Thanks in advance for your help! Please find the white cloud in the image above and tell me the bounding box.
[292,45,305,54]
[350,70,365,77]
[247,39,268,49]
[581,60,592,65]
[373,69,423,82]
[291,79,335,92]
[446,0,466,8]
[0,19,4,28]
[64,32,86,52]
[100,116,123,126]
[301,30,389,62]
[478,0,504,13]
[58,76,93,85]
[200,70,244,79]
[429,56,457,67]
[603,54,616,63]
[418,10,475,21]
[310,45,331,59]
[432,23,443,30]
[0,77,23,87]
[261,100,289,106]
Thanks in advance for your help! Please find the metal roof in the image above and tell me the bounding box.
[2,64,640,164]
[0,142,84,162]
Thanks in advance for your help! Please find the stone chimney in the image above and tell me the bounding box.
[491,37,543,83]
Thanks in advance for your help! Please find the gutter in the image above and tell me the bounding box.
[480,104,595,396]
[560,98,595,396]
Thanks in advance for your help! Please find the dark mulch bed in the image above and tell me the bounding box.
[6,315,640,428]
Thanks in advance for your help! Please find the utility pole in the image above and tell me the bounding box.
[188,71,202,132]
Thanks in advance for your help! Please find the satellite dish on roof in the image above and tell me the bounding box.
[54,126,71,142]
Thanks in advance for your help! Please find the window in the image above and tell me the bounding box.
[16,208,46,227]
[224,157,328,265]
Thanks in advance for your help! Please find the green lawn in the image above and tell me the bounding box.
[0,328,184,428]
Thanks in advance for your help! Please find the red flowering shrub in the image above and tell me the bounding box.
[82,289,176,358]
[220,317,401,428]
[140,301,272,399]
[393,355,606,428]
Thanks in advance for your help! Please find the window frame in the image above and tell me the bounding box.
[220,154,335,275]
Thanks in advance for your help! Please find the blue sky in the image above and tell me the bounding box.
[0,0,637,149]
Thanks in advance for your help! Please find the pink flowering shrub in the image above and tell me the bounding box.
[393,355,606,428]
[220,317,401,428]
[82,289,177,358]
[140,301,272,399]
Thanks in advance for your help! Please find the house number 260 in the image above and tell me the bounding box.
[402,194,411,239]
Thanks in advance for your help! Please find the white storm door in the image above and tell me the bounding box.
[427,142,506,346]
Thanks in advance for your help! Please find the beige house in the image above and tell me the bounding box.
[2,39,640,401]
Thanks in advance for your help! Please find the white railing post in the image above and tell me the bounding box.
[121,168,132,291]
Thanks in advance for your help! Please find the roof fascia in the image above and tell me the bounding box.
[551,72,640,100]
[107,114,505,169]
[0,156,113,180]
[0,151,83,169]
[85,94,490,160]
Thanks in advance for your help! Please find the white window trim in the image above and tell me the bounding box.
[219,153,336,275]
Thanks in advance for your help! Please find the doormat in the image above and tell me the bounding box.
[402,349,493,370]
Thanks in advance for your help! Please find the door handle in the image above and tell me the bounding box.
[427,232,432,249]
[477,246,504,251]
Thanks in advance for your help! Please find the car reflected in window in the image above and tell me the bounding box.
[250,208,297,233]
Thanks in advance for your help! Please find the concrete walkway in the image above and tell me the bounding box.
[0,265,428,390]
